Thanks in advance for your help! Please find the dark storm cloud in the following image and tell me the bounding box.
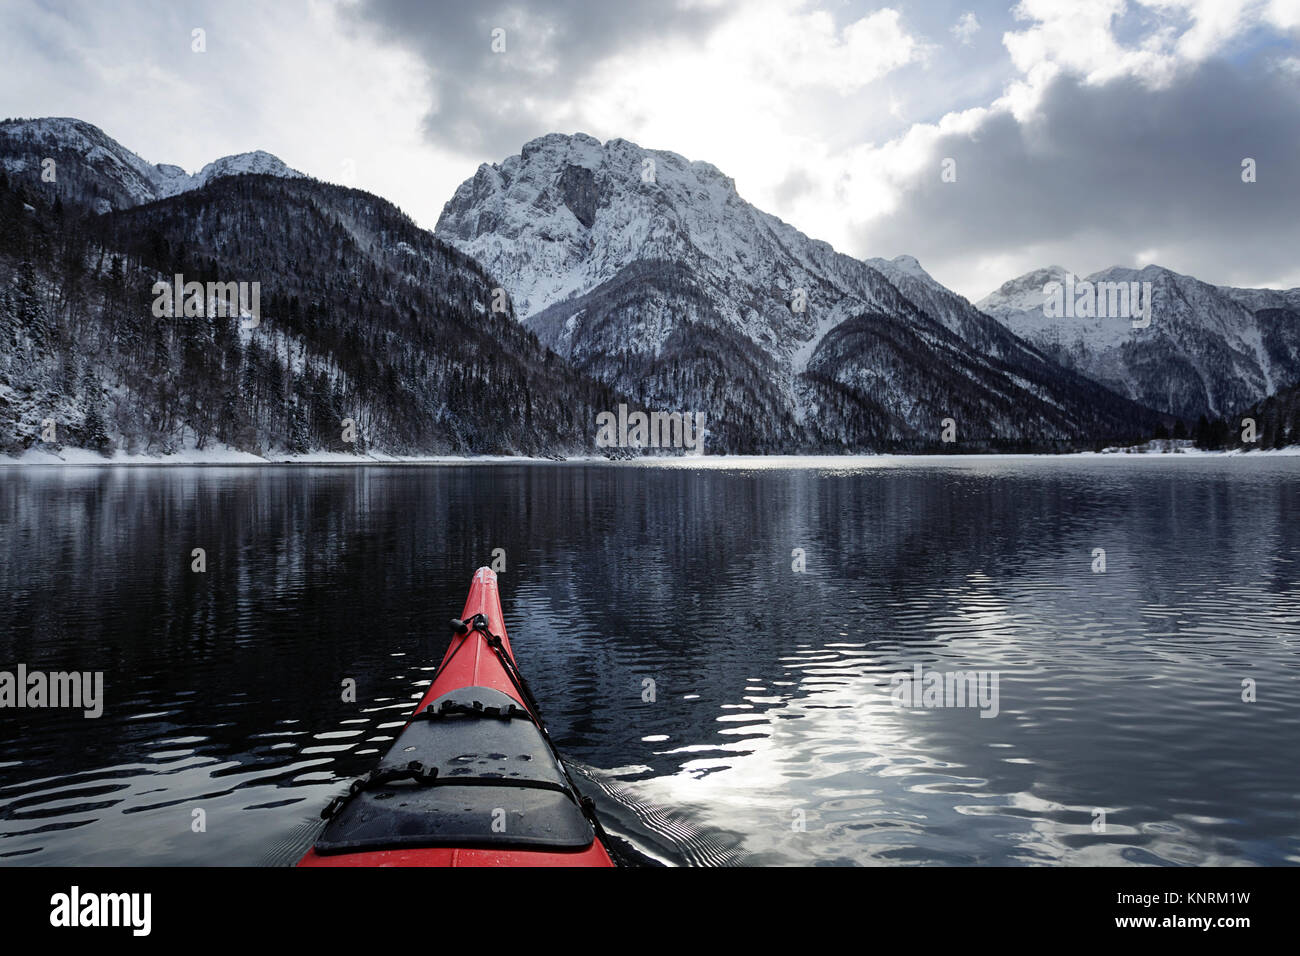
[347,0,732,158]
[859,58,1300,291]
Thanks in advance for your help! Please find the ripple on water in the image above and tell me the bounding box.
[1,457,1298,865]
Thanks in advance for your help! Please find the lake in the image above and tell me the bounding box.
[1,455,1298,866]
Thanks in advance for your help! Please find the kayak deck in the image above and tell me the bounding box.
[299,568,614,867]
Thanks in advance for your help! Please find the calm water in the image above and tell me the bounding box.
[1,456,1298,866]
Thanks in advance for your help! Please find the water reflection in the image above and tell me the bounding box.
[1,456,1298,865]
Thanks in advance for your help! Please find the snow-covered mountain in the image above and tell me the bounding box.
[0,136,623,458]
[1,117,1164,454]
[0,117,302,213]
[978,265,1300,420]
[435,133,1156,450]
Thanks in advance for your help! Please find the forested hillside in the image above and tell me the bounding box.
[439,132,1162,452]
[0,168,623,458]
[1193,381,1300,451]
[2,118,1176,459]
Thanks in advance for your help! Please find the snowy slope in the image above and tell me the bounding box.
[978,265,1300,419]
[436,133,1157,449]
[0,117,303,212]
[0,158,623,459]
[0,118,1163,453]
[437,132,900,373]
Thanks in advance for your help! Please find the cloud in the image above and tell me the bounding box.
[751,0,1300,298]
[997,0,1300,116]
[347,0,925,159]
[952,11,981,45]
[0,0,473,232]
[346,0,1298,299]
[723,5,921,94]
[849,57,1300,298]
[2,0,1295,302]
[345,0,734,158]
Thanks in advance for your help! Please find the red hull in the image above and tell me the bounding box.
[299,567,614,867]
[299,844,613,867]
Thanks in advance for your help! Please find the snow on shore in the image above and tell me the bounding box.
[4,442,1298,467]
[2,445,569,466]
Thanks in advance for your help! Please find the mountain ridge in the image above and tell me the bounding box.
[977,263,1300,420]
[436,131,1160,449]
[0,134,624,458]
[1,117,1223,456]
[0,116,303,214]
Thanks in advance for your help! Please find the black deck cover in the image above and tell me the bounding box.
[313,686,595,854]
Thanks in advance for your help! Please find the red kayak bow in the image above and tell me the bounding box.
[299,567,615,867]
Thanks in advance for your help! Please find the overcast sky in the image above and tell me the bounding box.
[1,0,1297,299]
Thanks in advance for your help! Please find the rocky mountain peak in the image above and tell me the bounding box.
[434,132,1159,450]
[0,117,302,211]
[978,262,1300,419]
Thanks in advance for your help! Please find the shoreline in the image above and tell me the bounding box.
[4,445,1299,467]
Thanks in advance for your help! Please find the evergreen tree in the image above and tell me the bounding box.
[83,401,111,453]
[1193,414,1210,449]
[15,256,50,346]
[289,403,310,455]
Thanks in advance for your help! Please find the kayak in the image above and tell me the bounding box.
[299,567,615,867]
